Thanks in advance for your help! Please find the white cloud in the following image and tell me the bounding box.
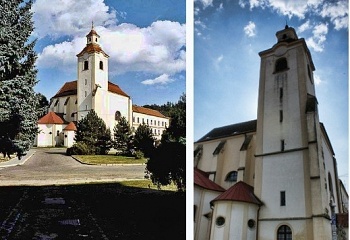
[243,21,256,37]
[240,0,323,19]
[32,0,117,39]
[37,21,186,76]
[217,3,224,11]
[239,0,247,8]
[320,1,348,30]
[141,74,174,85]
[298,20,311,33]
[313,74,323,85]
[213,54,224,70]
[305,23,328,52]
[195,0,214,9]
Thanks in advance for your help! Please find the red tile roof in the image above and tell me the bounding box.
[63,122,77,131]
[76,43,109,58]
[194,168,225,192]
[86,29,100,38]
[53,81,77,98]
[38,112,66,124]
[108,82,129,98]
[52,81,129,98]
[211,181,262,206]
[132,105,168,118]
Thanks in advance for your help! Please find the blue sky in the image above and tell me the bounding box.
[194,0,348,187]
[32,0,186,106]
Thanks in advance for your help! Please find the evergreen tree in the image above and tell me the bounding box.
[113,116,133,155]
[74,110,112,155]
[0,0,38,158]
[134,123,154,157]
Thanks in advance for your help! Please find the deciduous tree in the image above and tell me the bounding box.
[134,123,154,158]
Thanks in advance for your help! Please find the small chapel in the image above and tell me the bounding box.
[194,26,348,240]
[36,26,169,148]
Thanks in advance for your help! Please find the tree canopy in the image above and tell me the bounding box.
[146,94,186,191]
[113,116,133,155]
[134,123,155,158]
[74,110,112,155]
[0,0,38,157]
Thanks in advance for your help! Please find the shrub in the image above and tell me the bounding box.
[66,142,92,155]
[134,150,144,159]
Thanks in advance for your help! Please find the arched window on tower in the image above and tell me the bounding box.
[99,61,103,70]
[225,171,238,182]
[84,60,89,70]
[275,58,288,73]
[277,225,292,240]
[115,111,121,121]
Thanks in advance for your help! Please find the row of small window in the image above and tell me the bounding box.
[133,117,167,127]
[215,215,292,240]
[83,60,104,71]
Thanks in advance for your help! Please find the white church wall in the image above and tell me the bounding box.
[218,136,246,188]
[37,124,54,147]
[194,187,221,240]
[322,132,341,214]
[104,92,130,131]
[260,151,308,219]
[259,219,315,240]
[195,140,220,178]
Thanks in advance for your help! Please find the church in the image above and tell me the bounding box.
[36,26,169,148]
[194,26,348,240]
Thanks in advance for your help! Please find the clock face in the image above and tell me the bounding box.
[83,52,88,60]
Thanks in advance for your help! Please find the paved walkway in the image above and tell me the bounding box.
[0,149,36,168]
[0,148,145,186]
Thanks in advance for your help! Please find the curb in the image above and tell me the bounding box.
[0,150,36,168]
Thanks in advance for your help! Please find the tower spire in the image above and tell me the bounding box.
[91,21,94,30]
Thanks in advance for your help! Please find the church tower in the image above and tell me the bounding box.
[254,26,334,239]
[76,24,109,120]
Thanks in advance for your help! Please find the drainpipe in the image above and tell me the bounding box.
[256,205,261,240]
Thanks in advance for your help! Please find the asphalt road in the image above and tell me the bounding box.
[0,148,146,186]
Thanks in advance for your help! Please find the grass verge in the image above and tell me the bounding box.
[73,154,146,165]
[120,179,178,191]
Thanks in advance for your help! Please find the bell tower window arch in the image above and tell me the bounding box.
[275,57,288,73]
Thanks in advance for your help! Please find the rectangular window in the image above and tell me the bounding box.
[280,191,286,206]
[84,60,88,70]
[281,140,285,151]
[280,110,283,122]
[85,91,87,97]
[137,117,139,123]
[280,88,283,99]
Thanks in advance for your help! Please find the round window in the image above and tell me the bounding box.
[248,219,255,228]
[216,216,225,227]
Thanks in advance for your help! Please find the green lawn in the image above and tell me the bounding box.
[73,154,147,165]
[120,179,178,191]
